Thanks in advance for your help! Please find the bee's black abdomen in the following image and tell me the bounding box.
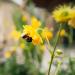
[22,34,32,42]
[22,35,29,39]
[26,37,32,42]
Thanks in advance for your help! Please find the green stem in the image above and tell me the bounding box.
[48,24,62,75]
[46,36,53,54]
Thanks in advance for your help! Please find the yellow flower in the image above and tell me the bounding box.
[20,43,25,49]
[31,16,41,29]
[52,5,71,22]
[22,17,42,45]
[68,18,75,28]
[41,27,53,40]
[59,29,67,37]
[32,33,43,45]
[22,15,27,22]
[4,51,11,58]
[57,29,67,37]
[23,25,35,37]
[11,30,21,40]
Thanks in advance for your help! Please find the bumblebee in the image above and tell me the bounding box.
[22,34,32,42]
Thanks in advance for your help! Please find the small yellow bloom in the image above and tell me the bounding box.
[52,5,71,22]
[23,25,35,37]
[57,29,67,37]
[20,43,25,49]
[11,30,21,40]
[60,29,67,37]
[32,34,43,45]
[22,16,27,22]
[41,27,53,40]
[31,16,41,29]
[4,51,11,58]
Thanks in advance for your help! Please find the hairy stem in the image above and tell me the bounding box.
[48,24,62,75]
